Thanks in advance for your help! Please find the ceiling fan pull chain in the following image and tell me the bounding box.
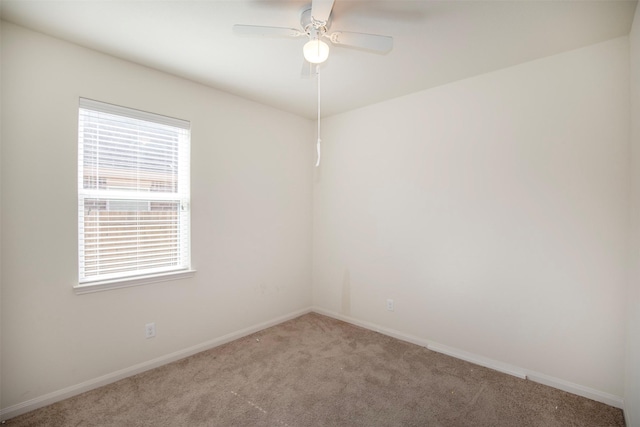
[316,138,321,167]
[316,68,322,167]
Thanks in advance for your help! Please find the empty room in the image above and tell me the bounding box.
[1,0,640,425]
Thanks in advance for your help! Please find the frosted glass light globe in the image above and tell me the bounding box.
[303,39,330,64]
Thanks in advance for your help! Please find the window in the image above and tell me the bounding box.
[77,98,191,290]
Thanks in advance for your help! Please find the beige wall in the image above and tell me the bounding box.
[313,37,630,401]
[0,22,313,410]
[626,4,640,426]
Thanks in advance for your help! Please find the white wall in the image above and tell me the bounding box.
[626,4,640,426]
[313,37,630,401]
[0,22,313,411]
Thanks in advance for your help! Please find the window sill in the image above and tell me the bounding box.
[74,270,196,295]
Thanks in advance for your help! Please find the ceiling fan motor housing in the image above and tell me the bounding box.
[301,7,330,37]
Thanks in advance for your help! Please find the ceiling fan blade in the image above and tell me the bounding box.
[311,0,335,23]
[233,24,304,38]
[301,60,318,79]
[328,31,393,53]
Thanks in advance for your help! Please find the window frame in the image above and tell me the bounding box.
[75,98,194,294]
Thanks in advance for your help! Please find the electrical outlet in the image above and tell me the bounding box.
[386,299,394,311]
[145,322,156,339]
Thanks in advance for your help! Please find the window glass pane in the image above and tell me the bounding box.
[78,99,190,284]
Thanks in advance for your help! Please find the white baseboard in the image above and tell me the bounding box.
[312,306,624,410]
[312,307,527,380]
[0,307,312,421]
[311,307,432,348]
[624,404,632,427]
[2,306,624,420]
[526,371,624,409]
[426,342,527,380]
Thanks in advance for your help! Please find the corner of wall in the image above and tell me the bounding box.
[625,2,640,426]
[1,15,5,418]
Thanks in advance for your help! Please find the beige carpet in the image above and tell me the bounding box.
[6,313,625,426]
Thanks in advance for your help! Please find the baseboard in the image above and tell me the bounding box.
[426,342,527,380]
[0,306,313,421]
[311,307,432,349]
[2,306,624,420]
[313,307,527,380]
[526,372,624,409]
[311,306,624,410]
[624,403,632,427]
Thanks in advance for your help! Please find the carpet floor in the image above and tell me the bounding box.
[5,312,625,426]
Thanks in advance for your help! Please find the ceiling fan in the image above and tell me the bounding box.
[233,0,393,77]
[233,0,393,167]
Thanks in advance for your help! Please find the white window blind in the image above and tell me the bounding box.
[78,98,191,285]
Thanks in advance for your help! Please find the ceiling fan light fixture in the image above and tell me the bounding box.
[303,39,330,64]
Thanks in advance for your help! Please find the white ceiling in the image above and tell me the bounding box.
[1,0,637,119]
